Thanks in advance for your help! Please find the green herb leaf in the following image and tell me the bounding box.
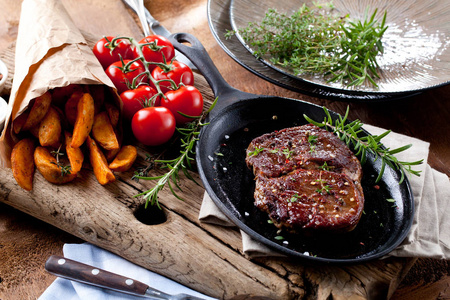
[50,145,71,177]
[248,147,265,156]
[304,106,423,184]
[228,3,388,88]
[133,98,218,208]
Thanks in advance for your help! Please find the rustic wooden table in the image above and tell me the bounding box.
[1,0,449,299]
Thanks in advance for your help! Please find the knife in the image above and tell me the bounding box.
[122,0,196,70]
[45,255,213,300]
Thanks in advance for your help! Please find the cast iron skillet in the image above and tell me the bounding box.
[168,33,414,264]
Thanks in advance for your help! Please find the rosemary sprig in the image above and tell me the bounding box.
[133,98,217,208]
[304,107,423,183]
[226,3,388,87]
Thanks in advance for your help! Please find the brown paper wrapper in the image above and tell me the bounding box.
[0,0,119,167]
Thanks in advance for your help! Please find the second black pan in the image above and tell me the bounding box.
[168,33,414,263]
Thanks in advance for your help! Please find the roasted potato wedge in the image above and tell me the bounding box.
[104,126,122,162]
[29,124,39,138]
[104,147,121,162]
[38,106,62,148]
[22,91,52,131]
[65,131,84,174]
[64,91,83,126]
[11,138,36,191]
[13,112,29,134]
[34,146,76,185]
[71,93,95,148]
[109,145,137,172]
[105,103,120,128]
[51,84,84,106]
[86,136,115,185]
[88,85,105,115]
[92,111,119,150]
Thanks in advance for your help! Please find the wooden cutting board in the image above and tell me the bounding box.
[0,0,415,298]
[0,45,415,300]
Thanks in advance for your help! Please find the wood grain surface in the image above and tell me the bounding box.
[1,0,449,299]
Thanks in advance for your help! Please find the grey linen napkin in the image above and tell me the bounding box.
[198,125,450,259]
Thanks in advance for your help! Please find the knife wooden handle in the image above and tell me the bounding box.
[45,255,149,296]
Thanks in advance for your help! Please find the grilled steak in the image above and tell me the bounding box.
[246,124,364,233]
[246,124,362,182]
[254,169,364,232]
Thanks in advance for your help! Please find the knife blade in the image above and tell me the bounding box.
[45,255,214,300]
[122,0,196,70]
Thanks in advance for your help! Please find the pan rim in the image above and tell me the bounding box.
[196,97,415,263]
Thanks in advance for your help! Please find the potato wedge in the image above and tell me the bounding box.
[29,125,40,139]
[51,84,84,106]
[71,93,95,148]
[104,147,121,162]
[104,128,122,162]
[105,103,120,128]
[22,91,52,131]
[38,106,62,148]
[65,131,84,174]
[92,111,119,150]
[64,91,83,126]
[34,146,76,185]
[88,85,105,115]
[109,145,137,172]
[86,136,115,185]
[13,112,29,134]
[11,138,36,191]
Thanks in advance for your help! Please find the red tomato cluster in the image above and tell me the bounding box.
[93,35,203,146]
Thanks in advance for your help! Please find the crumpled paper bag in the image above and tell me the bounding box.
[0,0,118,167]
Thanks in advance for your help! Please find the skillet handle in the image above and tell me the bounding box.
[168,33,255,117]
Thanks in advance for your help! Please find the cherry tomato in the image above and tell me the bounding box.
[134,35,175,70]
[120,86,159,120]
[160,85,204,125]
[131,107,176,146]
[151,61,194,94]
[93,36,133,69]
[105,60,147,94]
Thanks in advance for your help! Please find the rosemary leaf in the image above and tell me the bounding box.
[133,98,218,208]
[304,106,423,183]
[388,144,413,155]
[229,3,388,87]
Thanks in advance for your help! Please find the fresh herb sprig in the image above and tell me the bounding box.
[308,134,318,153]
[132,99,217,208]
[226,3,388,87]
[332,7,387,87]
[304,107,423,183]
[50,146,72,177]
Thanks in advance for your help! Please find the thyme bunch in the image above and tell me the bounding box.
[132,99,217,208]
[304,107,423,183]
[227,3,388,87]
[50,146,71,177]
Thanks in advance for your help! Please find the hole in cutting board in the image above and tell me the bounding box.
[134,203,167,225]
